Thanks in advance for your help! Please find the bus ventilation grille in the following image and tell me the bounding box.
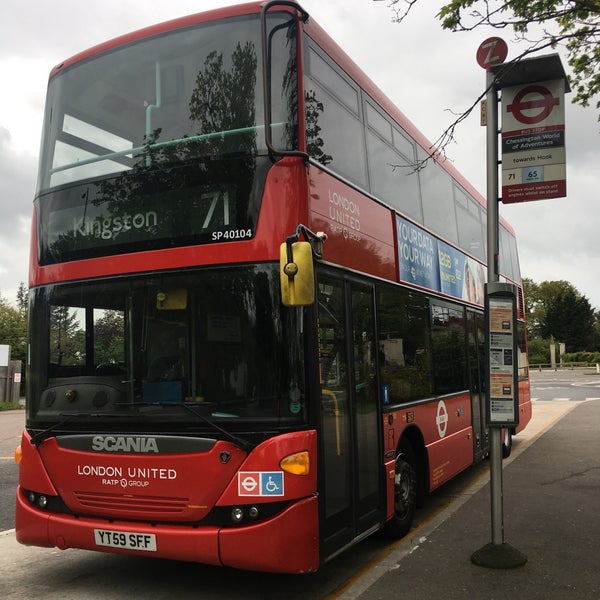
[74,491,190,515]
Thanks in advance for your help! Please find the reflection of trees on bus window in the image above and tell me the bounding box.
[273,17,299,152]
[305,90,332,165]
[377,290,471,404]
[188,43,258,157]
[98,41,260,203]
[94,310,125,366]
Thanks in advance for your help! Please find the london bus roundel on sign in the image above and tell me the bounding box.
[476,37,508,70]
[436,400,448,438]
[506,84,560,125]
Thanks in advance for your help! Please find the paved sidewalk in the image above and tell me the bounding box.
[346,399,600,599]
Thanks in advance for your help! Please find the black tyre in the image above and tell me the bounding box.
[382,440,417,540]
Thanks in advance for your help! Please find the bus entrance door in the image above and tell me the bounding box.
[317,276,383,559]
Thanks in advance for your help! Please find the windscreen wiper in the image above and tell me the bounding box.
[29,412,134,446]
[179,402,255,452]
[114,401,255,452]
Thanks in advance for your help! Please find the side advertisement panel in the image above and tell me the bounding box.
[396,216,485,306]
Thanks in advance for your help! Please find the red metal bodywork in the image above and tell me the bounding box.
[17,429,320,573]
[516,378,532,434]
[308,164,397,282]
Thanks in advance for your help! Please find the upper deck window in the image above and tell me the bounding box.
[305,46,367,187]
[37,13,298,193]
[455,184,485,262]
[35,12,298,264]
[419,148,458,246]
[366,103,392,143]
[308,49,359,115]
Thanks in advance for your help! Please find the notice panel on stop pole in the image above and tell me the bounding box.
[485,285,519,427]
[501,79,566,204]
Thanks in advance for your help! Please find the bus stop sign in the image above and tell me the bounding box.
[501,78,566,203]
[476,37,508,70]
[506,84,560,124]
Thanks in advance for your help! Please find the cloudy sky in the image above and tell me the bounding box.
[1,1,598,307]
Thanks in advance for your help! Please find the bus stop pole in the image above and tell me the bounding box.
[485,69,503,548]
[471,69,527,569]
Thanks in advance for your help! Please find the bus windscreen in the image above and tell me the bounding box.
[35,12,298,264]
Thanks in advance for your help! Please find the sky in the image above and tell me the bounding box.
[1,1,598,308]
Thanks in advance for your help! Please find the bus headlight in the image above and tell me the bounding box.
[23,489,58,512]
[231,507,244,523]
[230,506,259,524]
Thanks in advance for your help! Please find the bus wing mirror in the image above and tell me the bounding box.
[280,241,315,306]
[260,0,309,161]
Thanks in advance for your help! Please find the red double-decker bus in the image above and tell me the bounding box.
[16,1,531,573]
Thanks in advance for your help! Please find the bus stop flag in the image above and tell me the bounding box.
[501,79,566,203]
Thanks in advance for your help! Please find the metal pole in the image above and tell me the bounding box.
[472,68,526,569]
[485,70,504,547]
[486,73,499,286]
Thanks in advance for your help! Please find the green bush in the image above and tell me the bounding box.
[527,337,552,365]
[562,351,600,364]
[0,401,22,411]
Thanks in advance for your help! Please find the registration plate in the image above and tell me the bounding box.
[94,529,157,552]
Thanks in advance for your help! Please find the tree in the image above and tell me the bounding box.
[522,278,596,352]
[94,310,125,364]
[0,295,27,363]
[50,306,82,366]
[523,277,575,338]
[593,311,600,349]
[380,0,600,155]
[541,285,595,351]
[522,277,541,338]
[526,335,552,365]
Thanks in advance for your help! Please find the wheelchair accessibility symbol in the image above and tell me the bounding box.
[238,471,284,497]
[263,473,283,495]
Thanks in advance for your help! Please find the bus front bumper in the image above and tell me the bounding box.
[15,487,320,573]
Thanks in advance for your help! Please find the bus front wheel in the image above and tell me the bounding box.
[382,440,417,539]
